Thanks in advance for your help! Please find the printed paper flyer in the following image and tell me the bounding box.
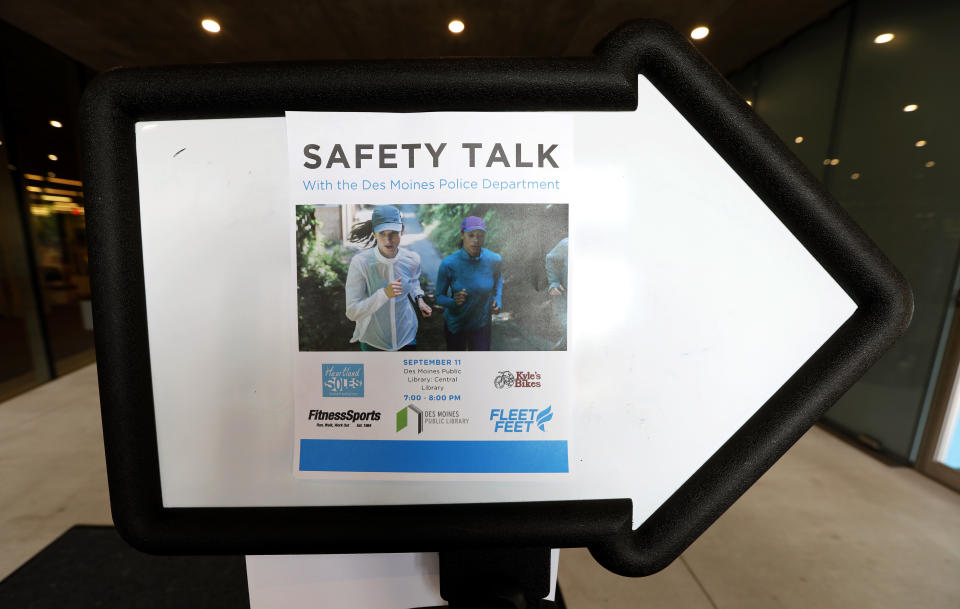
[287,111,573,478]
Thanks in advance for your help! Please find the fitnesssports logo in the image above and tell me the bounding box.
[396,405,424,434]
[307,409,381,423]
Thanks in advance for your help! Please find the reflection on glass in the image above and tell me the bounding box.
[23,173,94,375]
[720,0,960,468]
[0,151,50,399]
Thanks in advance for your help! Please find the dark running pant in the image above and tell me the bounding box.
[444,322,492,351]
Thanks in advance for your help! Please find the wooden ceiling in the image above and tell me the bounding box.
[0,1,846,74]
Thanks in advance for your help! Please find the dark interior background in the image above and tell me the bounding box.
[0,0,957,467]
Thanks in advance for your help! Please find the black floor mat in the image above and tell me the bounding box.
[0,526,249,608]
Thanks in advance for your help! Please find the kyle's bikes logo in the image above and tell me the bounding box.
[396,405,424,434]
[493,370,542,388]
[494,370,515,388]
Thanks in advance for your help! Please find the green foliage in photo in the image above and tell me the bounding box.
[296,206,352,350]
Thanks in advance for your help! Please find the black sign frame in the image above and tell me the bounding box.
[80,20,911,576]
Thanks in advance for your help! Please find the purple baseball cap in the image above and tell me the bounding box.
[460,216,487,232]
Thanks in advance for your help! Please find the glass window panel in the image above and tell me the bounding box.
[0,129,50,399]
[823,0,960,458]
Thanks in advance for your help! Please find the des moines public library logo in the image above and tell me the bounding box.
[322,364,364,397]
[396,405,424,434]
[493,370,542,389]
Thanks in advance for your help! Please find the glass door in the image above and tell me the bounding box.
[919,304,960,491]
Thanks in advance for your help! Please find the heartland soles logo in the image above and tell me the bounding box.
[493,370,542,388]
[308,409,381,428]
[321,364,364,397]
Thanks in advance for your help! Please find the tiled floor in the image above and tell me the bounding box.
[2,365,959,607]
[0,365,111,580]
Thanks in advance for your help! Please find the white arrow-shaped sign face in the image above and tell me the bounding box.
[136,76,854,528]
[86,19,908,577]
[569,77,858,525]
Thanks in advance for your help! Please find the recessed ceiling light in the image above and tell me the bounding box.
[903,104,918,112]
[201,19,221,33]
[48,154,58,161]
[691,26,710,40]
[795,136,804,144]
[925,161,935,168]
[823,159,831,166]
[746,99,753,106]
[49,120,63,128]
[915,140,927,147]
[851,172,861,180]
[874,33,894,44]
[830,158,840,166]
[448,19,464,34]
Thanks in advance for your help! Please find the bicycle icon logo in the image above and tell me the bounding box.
[493,370,515,389]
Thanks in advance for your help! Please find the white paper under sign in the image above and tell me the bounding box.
[286,111,575,479]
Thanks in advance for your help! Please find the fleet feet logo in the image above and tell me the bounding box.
[536,406,553,431]
[396,405,424,434]
[490,407,554,432]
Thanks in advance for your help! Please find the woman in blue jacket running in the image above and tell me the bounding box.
[435,216,503,351]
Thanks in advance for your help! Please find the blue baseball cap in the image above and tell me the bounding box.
[372,206,403,233]
[460,216,487,232]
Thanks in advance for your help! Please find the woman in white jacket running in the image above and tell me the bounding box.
[344,205,432,351]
